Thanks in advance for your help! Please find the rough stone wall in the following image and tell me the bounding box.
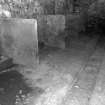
[55,0,66,14]
[38,0,66,14]
[0,18,38,68]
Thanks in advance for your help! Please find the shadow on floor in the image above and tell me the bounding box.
[0,70,32,105]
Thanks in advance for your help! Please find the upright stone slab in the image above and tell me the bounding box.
[0,18,38,68]
[65,14,84,39]
[37,15,66,49]
[37,15,47,42]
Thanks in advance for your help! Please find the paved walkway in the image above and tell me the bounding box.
[18,37,102,105]
[64,45,105,105]
[1,37,105,105]
[89,48,105,105]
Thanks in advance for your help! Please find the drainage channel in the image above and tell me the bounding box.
[63,41,105,105]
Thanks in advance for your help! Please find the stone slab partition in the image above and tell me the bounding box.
[37,15,66,49]
[0,18,38,68]
[65,14,82,35]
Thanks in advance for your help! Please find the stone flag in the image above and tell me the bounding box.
[0,18,38,68]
